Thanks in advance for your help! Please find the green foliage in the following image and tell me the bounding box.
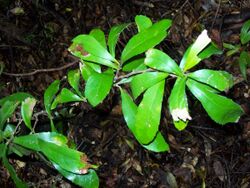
[224,19,250,80]
[0,15,245,188]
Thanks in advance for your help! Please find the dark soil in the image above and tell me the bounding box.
[0,0,250,187]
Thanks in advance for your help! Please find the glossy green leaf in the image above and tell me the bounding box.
[0,92,32,106]
[134,80,165,144]
[135,15,152,32]
[21,97,36,130]
[187,79,244,125]
[240,19,250,45]
[198,43,223,60]
[44,80,60,117]
[72,34,116,63]
[8,144,32,157]
[89,28,106,48]
[120,89,137,132]
[2,144,28,188]
[0,101,19,130]
[85,69,114,107]
[121,19,172,62]
[14,132,93,174]
[120,89,169,152]
[68,69,82,96]
[51,88,84,110]
[14,132,68,150]
[180,30,211,72]
[122,58,147,72]
[130,71,168,99]
[80,62,96,81]
[239,51,250,80]
[54,164,99,188]
[145,49,183,76]
[169,77,191,123]
[69,44,118,69]
[108,23,130,57]
[142,132,169,152]
[173,120,188,131]
[188,69,234,91]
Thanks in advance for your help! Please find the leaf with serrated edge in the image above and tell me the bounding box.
[145,49,183,76]
[89,28,106,48]
[240,19,250,45]
[188,69,234,91]
[21,97,36,130]
[134,80,165,144]
[121,19,172,63]
[130,71,168,99]
[169,77,191,123]
[135,15,152,32]
[108,23,130,57]
[120,89,169,152]
[85,69,114,107]
[51,88,84,110]
[180,30,211,72]
[72,35,117,63]
[187,79,244,125]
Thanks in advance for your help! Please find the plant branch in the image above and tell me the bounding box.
[2,59,79,77]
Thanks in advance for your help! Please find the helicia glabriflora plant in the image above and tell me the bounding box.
[0,15,245,188]
[223,19,250,80]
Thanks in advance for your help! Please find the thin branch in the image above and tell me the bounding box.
[2,59,79,77]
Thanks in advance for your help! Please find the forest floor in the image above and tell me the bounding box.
[0,0,250,187]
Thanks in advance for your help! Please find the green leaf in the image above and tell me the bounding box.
[80,62,96,81]
[180,30,211,72]
[108,23,130,57]
[135,15,152,32]
[89,28,106,48]
[198,43,223,60]
[134,80,165,144]
[120,89,137,132]
[142,132,169,152]
[169,77,191,123]
[3,124,15,138]
[223,42,237,50]
[188,69,234,91]
[239,51,250,80]
[72,34,117,63]
[44,80,60,117]
[1,144,28,188]
[51,88,84,110]
[69,43,118,69]
[173,120,188,131]
[54,164,99,188]
[0,143,4,158]
[0,92,33,106]
[145,49,183,76]
[240,19,250,45]
[21,97,36,130]
[122,58,147,72]
[85,69,114,107]
[120,89,169,152]
[14,132,94,174]
[0,101,19,130]
[68,69,82,96]
[130,71,168,99]
[186,79,244,125]
[121,19,172,63]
